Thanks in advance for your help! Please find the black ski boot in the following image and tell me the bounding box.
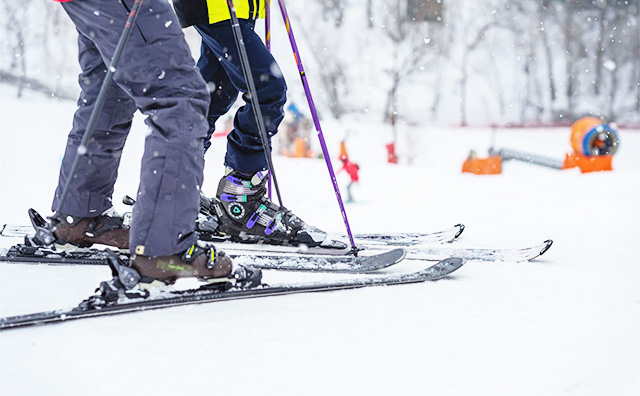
[206,168,328,247]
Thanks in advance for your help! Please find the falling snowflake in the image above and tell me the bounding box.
[603,60,617,71]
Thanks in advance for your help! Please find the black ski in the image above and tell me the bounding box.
[0,244,407,273]
[0,257,465,330]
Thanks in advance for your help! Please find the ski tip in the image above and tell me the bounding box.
[453,224,465,239]
[382,247,407,264]
[443,257,466,267]
[397,247,407,262]
[540,240,553,256]
[427,257,466,280]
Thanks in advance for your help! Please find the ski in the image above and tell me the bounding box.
[374,239,553,262]
[353,224,465,245]
[0,224,32,238]
[0,257,465,330]
[0,236,551,271]
[1,221,466,247]
[0,244,407,273]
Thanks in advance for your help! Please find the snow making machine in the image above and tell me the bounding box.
[462,117,620,175]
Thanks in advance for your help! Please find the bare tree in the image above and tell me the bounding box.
[382,1,437,128]
[538,1,557,106]
[367,0,374,28]
[1,0,32,97]
[0,0,76,99]
[320,0,347,27]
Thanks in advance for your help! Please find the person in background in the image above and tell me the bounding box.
[338,155,360,203]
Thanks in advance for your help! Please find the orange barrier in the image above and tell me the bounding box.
[462,155,502,175]
[292,137,311,158]
[562,152,613,173]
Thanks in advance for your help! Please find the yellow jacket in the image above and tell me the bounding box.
[173,0,266,27]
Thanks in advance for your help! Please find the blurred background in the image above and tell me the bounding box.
[1,0,638,128]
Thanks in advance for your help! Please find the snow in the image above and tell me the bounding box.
[0,87,639,395]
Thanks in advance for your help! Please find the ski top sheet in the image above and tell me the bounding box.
[0,222,465,246]
[353,224,465,245]
[0,224,33,238]
[0,235,552,272]
[400,239,553,262]
[0,244,407,273]
[220,238,552,262]
[0,257,465,331]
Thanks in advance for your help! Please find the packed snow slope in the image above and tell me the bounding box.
[0,88,638,396]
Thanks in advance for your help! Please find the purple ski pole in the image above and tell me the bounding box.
[265,0,272,199]
[276,0,358,252]
[265,0,271,51]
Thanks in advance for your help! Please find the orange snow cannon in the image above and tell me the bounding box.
[569,116,619,156]
[563,117,619,172]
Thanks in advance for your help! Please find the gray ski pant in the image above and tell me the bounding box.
[53,0,210,256]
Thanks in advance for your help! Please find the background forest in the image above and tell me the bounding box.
[1,0,638,127]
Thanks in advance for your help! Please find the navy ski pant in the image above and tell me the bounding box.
[54,0,210,256]
[195,20,287,173]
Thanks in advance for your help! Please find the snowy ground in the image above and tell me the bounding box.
[0,87,638,396]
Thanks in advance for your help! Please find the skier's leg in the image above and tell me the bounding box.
[196,43,239,153]
[192,20,332,247]
[49,31,136,249]
[346,182,354,203]
[52,34,137,218]
[60,0,208,257]
[195,20,287,173]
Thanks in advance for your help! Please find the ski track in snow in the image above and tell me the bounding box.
[0,88,638,396]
